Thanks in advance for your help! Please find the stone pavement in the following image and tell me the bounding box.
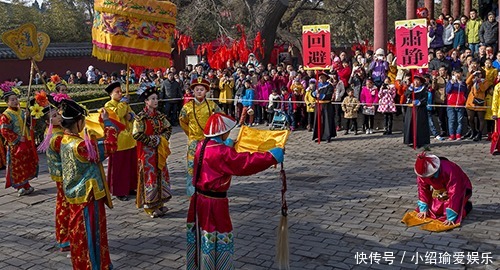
[0,124,499,270]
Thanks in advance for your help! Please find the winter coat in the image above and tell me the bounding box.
[218,77,234,104]
[429,24,444,49]
[479,20,498,45]
[453,28,466,49]
[484,66,498,86]
[360,86,379,106]
[304,89,316,113]
[431,76,447,104]
[429,58,451,73]
[465,74,490,111]
[443,24,454,46]
[341,96,360,119]
[337,66,351,87]
[377,84,396,113]
[289,83,304,95]
[348,75,364,100]
[492,83,500,117]
[256,81,273,106]
[445,80,467,106]
[466,18,482,44]
[332,81,346,102]
[485,91,494,120]
[241,88,255,107]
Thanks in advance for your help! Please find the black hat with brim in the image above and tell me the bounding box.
[104,81,121,94]
[61,99,87,120]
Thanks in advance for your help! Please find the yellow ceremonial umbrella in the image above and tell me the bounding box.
[92,0,177,94]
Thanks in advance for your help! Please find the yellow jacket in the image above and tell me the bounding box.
[484,66,498,86]
[104,99,136,151]
[304,89,316,113]
[466,74,490,111]
[219,77,234,104]
[492,83,500,117]
[485,91,494,120]
[179,99,221,141]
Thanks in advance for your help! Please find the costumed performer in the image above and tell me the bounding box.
[403,73,430,148]
[33,91,70,251]
[311,72,336,142]
[60,99,117,270]
[132,84,173,218]
[492,81,500,154]
[410,152,473,227]
[0,81,38,196]
[179,77,222,196]
[186,113,284,269]
[47,75,69,95]
[104,81,138,201]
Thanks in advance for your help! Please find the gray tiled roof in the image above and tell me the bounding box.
[0,43,92,59]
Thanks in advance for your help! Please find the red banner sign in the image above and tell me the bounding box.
[395,19,428,69]
[302,24,331,70]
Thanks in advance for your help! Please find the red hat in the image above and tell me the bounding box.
[190,77,210,91]
[204,113,237,138]
[414,152,441,178]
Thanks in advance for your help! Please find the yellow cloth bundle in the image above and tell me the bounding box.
[401,211,460,232]
[234,126,290,153]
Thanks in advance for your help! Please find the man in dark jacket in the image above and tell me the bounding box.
[161,71,183,125]
[428,49,451,74]
[479,12,498,53]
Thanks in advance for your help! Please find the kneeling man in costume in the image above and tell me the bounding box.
[403,152,473,231]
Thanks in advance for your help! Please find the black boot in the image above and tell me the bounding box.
[473,132,482,141]
[463,130,473,139]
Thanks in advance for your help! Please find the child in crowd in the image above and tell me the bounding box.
[267,88,282,125]
[341,89,360,135]
[239,80,255,126]
[378,77,397,135]
[183,88,193,105]
[360,78,379,134]
[304,79,316,132]
[446,68,467,140]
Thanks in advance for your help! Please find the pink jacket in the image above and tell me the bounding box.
[360,86,379,106]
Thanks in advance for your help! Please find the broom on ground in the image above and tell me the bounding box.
[276,162,289,270]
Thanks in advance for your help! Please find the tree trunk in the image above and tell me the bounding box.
[253,0,289,65]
